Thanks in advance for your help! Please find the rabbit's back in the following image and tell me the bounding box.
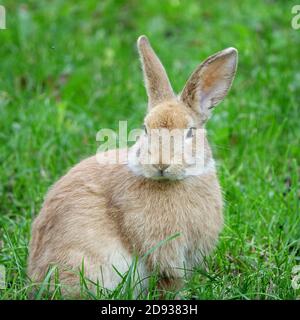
[28,151,144,291]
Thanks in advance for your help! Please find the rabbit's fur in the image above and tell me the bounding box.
[28,36,238,296]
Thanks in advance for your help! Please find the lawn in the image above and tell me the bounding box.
[0,0,299,299]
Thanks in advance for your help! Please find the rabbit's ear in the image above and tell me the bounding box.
[180,48,238,122]
[137,35,175,109]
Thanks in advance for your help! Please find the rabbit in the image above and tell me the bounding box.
[28,35,238,297]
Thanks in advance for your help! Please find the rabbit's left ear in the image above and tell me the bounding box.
[180,48,238,121]
[137,35,175,109]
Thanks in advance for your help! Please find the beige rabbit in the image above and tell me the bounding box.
[28,35,238,297]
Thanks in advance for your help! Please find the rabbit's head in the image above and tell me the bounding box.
[128,36,238,180]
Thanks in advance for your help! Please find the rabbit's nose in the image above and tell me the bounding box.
[154,164,170,174]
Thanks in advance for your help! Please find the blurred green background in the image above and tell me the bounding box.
[0,0,299,299]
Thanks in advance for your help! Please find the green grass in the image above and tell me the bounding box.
[0,0,299,300]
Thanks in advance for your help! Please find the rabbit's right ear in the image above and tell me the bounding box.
[180,48,238,122]
[137,35,175,109]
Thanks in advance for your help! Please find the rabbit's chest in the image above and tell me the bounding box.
[116,177,223,271]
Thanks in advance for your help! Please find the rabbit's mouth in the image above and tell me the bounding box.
[144,166,186,181]
[148,175,184,181]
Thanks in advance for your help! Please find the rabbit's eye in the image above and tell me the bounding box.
[186,127,196,138]
[142,125,148,135]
